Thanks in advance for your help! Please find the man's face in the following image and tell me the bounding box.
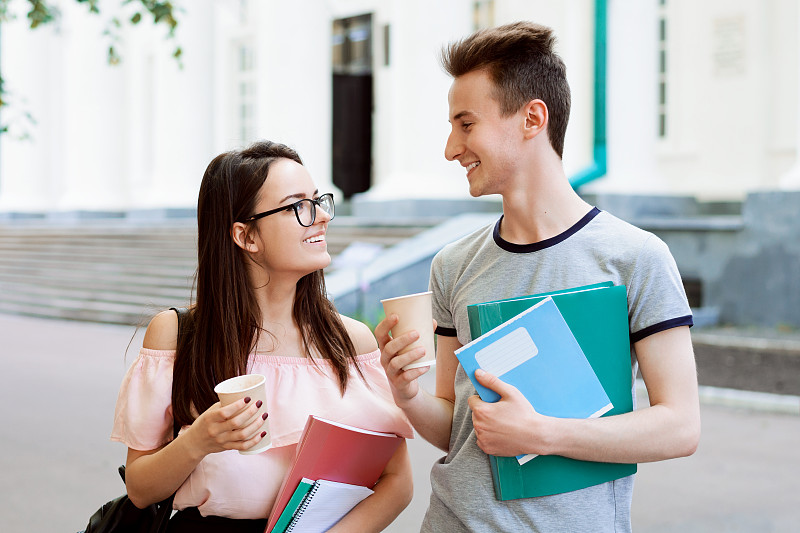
[445,69,523,197]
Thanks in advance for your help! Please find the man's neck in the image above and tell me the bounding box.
[498,165,592,245]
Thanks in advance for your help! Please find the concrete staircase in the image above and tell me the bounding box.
[0,218,434,325]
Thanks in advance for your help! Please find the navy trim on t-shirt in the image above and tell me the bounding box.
[493,207,602,253]
[435,326,458,337]
[630,315,694,344]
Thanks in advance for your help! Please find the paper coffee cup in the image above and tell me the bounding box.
[213,374,271,455]
[381,291,437,371]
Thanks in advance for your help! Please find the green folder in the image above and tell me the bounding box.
[271,478,315,533]
[467,282,637,500]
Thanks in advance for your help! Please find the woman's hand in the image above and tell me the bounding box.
[184,397,269,457]
[125,397,267,507]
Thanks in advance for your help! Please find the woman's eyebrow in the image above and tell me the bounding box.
[278,189,319,204]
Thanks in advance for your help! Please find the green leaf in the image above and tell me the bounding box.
[131,12,141,24]
[108,46,121,65]
[26,0,56,29]
[75,0,100,13]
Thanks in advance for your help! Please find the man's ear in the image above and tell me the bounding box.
[522,99,548,140]
[231,222,259,253]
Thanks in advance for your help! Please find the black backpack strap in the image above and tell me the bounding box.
[170,307,188,335]
[169,307,189,440]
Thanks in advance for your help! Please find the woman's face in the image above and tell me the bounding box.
[249,158,332,277]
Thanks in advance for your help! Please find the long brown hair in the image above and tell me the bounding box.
[172,141,361,426]
[441,21,571,158]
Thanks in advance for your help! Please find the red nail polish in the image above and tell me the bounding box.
[262,413,268,420]
[244,397,251,403]
[261,431,267,438]
[256,400,263,408]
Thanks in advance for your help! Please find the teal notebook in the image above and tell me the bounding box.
[466,282,637,500]
[271,478,314,533]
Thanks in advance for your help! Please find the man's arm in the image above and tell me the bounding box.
[469,325,700,462]
[375,316,463,451]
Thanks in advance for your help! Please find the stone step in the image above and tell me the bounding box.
[0,250,196,270]
[0,269,194,296]
[0,283,169,324]
[0,218,434,324]
[0,295,166,325]
[0,260,196,282]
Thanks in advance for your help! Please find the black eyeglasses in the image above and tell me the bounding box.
[240,193,335,227]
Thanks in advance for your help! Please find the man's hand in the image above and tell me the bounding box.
[468,369,552,457]
[374,315,435,407]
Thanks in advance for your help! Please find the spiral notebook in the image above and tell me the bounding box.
[265,415,403,533]
[271,478,315,533]
[285,479,373,533]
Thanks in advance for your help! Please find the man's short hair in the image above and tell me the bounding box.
[441,21,571,158]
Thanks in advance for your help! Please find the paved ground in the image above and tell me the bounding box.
[0,313,798,532]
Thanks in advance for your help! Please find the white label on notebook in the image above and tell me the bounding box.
[475,327,538,377]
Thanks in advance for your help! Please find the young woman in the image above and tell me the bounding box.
[111,141,414,532]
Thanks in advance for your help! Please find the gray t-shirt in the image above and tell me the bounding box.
[422,208,693,533]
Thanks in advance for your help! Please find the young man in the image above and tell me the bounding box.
[375,21,700,532]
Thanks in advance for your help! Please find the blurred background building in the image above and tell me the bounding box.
[1,0,799,328]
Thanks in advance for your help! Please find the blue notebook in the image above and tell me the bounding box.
[455,296,613,464]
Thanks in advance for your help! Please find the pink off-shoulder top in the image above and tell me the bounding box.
[110,348,414,519]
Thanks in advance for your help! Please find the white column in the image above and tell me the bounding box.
[362,0,471,200]
[779,2,800,189]
[142,0,216,209]
[251,0,335,195]
[0,7,61,212]
[56,1,128,211]
[498,0,595,177]
[588,0,662,194]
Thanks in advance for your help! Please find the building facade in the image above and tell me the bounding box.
[0,0,798,215]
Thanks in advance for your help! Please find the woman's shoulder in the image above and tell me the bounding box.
[142,309,179,350]
[338,314,378,354]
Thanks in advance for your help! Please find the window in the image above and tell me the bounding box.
[657,1,668,138]
[234,42,256,145]
[238,0,249,25]
[472,0,495,32]
[383,24,390,67]
[332,15,373,75]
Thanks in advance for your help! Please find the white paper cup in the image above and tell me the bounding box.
[213,374,271,454]
[381,291,437,371]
